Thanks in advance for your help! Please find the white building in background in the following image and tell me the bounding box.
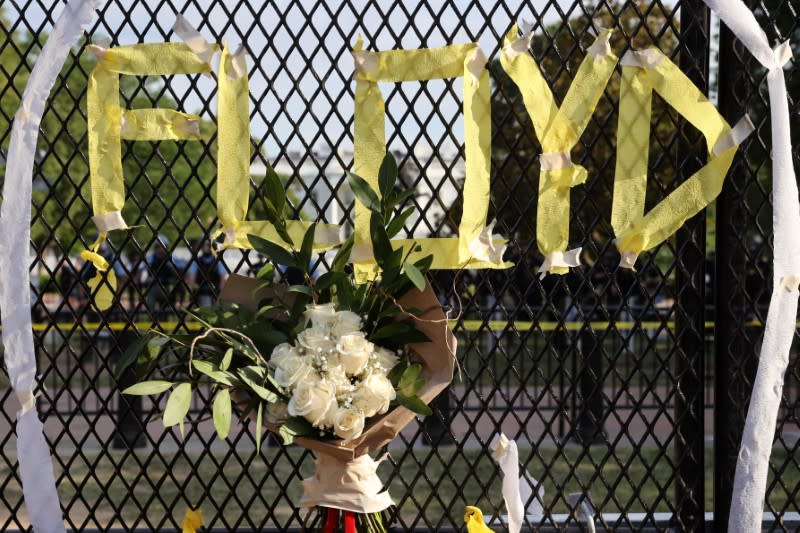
[249,143,465,240]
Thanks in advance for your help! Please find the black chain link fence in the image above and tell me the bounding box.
[0,0,798,530]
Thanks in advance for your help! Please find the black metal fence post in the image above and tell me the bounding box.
[675,0,711,528]
[112,329,146,449]
[713,25,754,532]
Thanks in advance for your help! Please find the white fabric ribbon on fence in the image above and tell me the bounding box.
[1,0,103,531]
[699,1,799,531]
[490,433,544,532]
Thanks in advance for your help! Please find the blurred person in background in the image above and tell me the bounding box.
[187,239,227,307]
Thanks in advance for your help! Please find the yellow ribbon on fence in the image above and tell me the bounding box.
[352,37,510,282]
[500,26,618,276]
[611,48,753,268]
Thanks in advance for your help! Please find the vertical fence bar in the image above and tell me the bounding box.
[675,0,710,528]
[713,25,752,532]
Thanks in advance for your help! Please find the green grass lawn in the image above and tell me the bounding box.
[1,445,797,530]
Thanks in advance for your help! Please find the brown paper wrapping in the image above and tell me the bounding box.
[220,274,456,461]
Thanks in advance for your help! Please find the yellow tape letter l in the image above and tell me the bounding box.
[611,49,754,268]
[352,38,509,282]
[87,43,212,233]
[500,26,618,277]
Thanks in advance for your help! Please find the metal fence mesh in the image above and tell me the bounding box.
[0,0,798,530]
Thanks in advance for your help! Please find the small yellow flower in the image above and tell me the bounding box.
[181,508,203,533]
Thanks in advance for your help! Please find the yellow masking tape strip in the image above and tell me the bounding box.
[88,65,125,221]
[97,43,214,75]
[460,52,493,262]
[217,45,251,230]
[353,39,500,281]
[612,48,736,256]
[221,220,341,251]
[355,43,475,82]
[500,27,617,269]
[120,109,204,141]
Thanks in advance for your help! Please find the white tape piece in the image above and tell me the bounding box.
[352,50,378,73]
[618,250,638,270]
[504,32,534,61]
[538,247,582,278]
[539,152,573,171]
[586,29,612,59]
[2,1,105,530]
[712,114,755,156]
[490,433,544,531]
[465,47,487,86]
[177,118,201,137]
[16,390,36,412]
[619,49,664,69]
[468,219,508,264]
[700,1,799,531]
[226,44,247,80]
[173,14,215,65]
[92,211,128,232]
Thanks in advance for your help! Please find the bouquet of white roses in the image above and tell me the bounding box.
[268,304,402,441]
[118,154,456,533]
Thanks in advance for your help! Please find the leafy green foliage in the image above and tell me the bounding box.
[278,417,315,445]
[213,389,232,440]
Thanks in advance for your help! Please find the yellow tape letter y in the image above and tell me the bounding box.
[500,26,617,277]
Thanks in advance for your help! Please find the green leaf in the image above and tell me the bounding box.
[413,253,434,274]
[397,394,433,416]
[255,401,264,454]
[264,164,287,216]
[163,383,192,427]
[213,389,232,440]
[403,262,426,291]
[299,223,316,273]
[122,380,173,396]
[386,206,414,238]
[287,284,312,296]
[256,262,274,280]
[348,172,381,213]
[114,333,152,378]
[191,360,238,387]
[238,366,278,402]
[248,234,297,267]
[315,271,346,291]
[221,348,233,371]
[147,335,170,360]
[370,213,393,267]
[388,189,416,210]
[331,234,354,272]
[378,153,398,197]
[278,416,315,445]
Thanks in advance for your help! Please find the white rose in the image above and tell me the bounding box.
[373,347,400,373]
[270,343,300,369]
[336,333,374,376]
[331,310,363,336]
[326,365,352,395]
[304,303,338,328]
[265,401,289,424]
[332,407,365,441]
[288,380,337,427]
[352,373,396,418]
[296,327,335,354]
[273,356,312,389]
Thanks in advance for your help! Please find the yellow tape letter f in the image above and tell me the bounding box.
[500,26,617,277]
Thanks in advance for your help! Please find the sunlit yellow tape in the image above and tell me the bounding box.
[87,43,213,231]
[352,38,501,281]
[612,48,737,257]
[220,220,341,251]
[120,109,204,141]
[95,43,214,75]
[216,45,251,232]
[500,27,617,273]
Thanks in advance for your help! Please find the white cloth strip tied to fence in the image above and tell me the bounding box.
[699,1,799,531]
[0,0,104,531]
